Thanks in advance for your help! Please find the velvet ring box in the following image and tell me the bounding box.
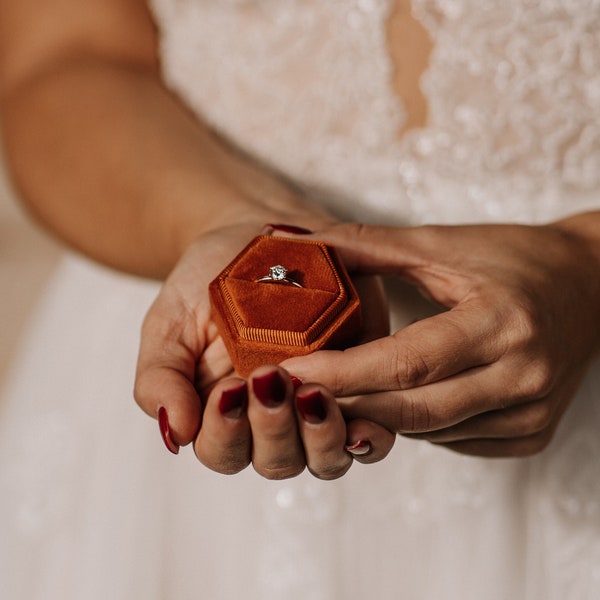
[209,235,361,377]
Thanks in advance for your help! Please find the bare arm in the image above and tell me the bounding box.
[0,0,326,278]
[0,0,397,476]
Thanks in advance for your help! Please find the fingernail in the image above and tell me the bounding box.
[266,223,314,235]
[218,384,248,419]
[290,375,303,390]
[252,371,287,407]
[158,406,179,455]
[345,440,371,456]
[296,390,328,424]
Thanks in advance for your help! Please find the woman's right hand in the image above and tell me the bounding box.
[134,223,395,478]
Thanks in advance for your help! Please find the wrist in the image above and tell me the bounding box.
[552,211,600,355]
[169,189,336,270]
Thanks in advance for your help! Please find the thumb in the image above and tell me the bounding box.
[134,296,204,454]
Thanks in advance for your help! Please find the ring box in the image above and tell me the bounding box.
[209,235,361,376]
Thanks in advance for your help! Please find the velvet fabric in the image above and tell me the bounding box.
[209,236,361,376]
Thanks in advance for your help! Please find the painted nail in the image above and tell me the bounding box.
[290,375,303,390]
[296,390,328,424]
[252,371,287,407]
[345,440,372,457]
[158,406,179,455]
[266,223,314,235]
[218,384,248,419]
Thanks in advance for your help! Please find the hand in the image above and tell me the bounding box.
[282,219,600,457]
[195,365,394,479]
[134,223,395,476]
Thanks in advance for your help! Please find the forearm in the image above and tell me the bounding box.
[1,55,327,278]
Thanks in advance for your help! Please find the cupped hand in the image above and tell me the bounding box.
[195,365,394,479]
[134,224,255,447]
[134,223,395,475]
[282,220,600,457]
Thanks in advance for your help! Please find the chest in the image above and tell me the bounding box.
[149,0,600,207]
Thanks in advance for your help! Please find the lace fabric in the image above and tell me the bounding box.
[2,1,600,598]
[144,1,600,596]
[150,0,600,225]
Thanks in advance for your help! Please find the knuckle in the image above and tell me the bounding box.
[208,458,248,476]
[513,433,553,457]
[507,299,542,350]
[139,305,172,343]
[395,396,432,432]
[393,341,432,389]
[521,402,553,434]
[197,453,249,475]
[253,460,305,481]
[263,426,299,445]
[132,379,145,408]
[194,440,250,475]
[518,359,555,399]
[310,459,352,481]
[331,356,349,396]
[344,221,368,240]
[133,375,153,410]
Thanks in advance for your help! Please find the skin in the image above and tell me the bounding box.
[282,218,600,457]
[1,0,599,476]
[0,0,393,479]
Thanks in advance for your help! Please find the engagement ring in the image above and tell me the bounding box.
[256,265,303,288]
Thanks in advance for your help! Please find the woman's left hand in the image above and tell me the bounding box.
[282,214,600,457]
[134,222,395,474]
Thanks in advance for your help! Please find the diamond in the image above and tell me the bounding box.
[269,265,287,281]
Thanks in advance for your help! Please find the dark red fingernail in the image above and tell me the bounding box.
[266,223,314,235]
[345,440,371,456]
[290,375,303,390]
[158,406,179,455]
[296,390,328,424]
[252,371,287,407]
[219,384,248,419]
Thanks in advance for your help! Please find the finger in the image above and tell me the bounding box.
[351,274,390,343]
[406,400,555,443]
[338,359,554,433]
[407,374,578,443]
[435,429,556,458]
[431,361,580,456]
[282,302,502,397]
[194,379,251,474]
[247,366,306,480]
[345,419,396,464]
[134,299,205,449]
[280,222,426,275]
[294,385,353,480]
[306,223,481,301]
[195,323,235,393]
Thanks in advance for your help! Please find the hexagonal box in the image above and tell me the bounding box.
[209,235,361,376]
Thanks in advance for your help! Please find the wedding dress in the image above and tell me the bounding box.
[1,1,600,598]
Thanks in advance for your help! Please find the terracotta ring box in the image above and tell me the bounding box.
[209,235,361,377]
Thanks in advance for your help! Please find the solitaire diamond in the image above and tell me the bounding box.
[269,265,287,281]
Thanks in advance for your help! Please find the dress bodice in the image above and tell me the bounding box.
[149,0,600,225]
[145,5,600,592]
[2,4,600,599]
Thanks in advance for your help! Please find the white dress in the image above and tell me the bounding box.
[1,1,600,598]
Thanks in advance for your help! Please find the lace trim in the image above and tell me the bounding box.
[149,0,600,226]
